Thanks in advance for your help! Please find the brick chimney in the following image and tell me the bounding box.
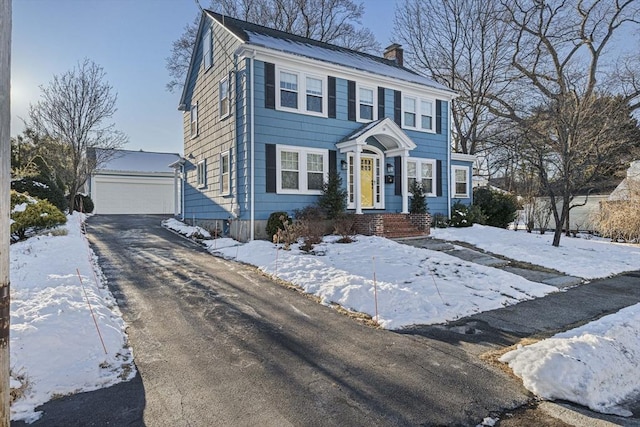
[383,43,404,67]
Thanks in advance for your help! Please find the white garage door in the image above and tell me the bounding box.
[92,174,175,214]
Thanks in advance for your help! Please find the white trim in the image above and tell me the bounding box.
[356,83,376,123]
[275,145,328,195]
[190,102,199,138]
[250,52,256,240]
[402,95,435,133]
[452,165,470,198]
[346,149,385,210]
[219,77,230,118]
[236,45,458,102]
[196,159,206,188]
[407,158,437,197]
[274,65,328,118]
[451,152,476,162]
[220,151,230,195]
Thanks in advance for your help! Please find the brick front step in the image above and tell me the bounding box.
[354,213,431,239]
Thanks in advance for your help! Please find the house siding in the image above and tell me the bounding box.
[179,12,475,239]
[181,16,242,221]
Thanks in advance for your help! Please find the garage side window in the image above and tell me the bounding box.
[197,159,206,188]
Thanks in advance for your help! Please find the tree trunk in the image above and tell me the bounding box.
[0,1,12,425]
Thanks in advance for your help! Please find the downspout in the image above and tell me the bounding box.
[250,50,256,241]
[447,103,452,219]
[181,163,185,220]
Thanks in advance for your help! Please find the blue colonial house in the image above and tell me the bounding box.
[175,10,474,240]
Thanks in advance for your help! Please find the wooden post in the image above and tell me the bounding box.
[0,1,12,425]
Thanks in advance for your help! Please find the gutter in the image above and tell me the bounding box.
[250,50,256,241]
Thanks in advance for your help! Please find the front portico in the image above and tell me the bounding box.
[336,117,417,214]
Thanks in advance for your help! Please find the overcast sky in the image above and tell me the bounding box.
[10,0,397,154]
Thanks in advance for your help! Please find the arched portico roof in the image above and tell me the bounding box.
[336,117,416,156]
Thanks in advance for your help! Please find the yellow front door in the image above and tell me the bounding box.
[361,158,374,208]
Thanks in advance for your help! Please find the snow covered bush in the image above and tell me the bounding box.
[449,201,485,228]
[10,190,67,242]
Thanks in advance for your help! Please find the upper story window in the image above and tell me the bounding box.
[219,78,230,118]
[279,71,298,109]
[190,102,198,138]
[197,159,206,188]
[452,166,469,198]
[306,76,323,113]
[220,151,230,194]
[403,95,435,132]
[276,145,328,194]
[358,86,375,121]
[407,158,436,196]
[275,67,326,117]
[203,27,213,70]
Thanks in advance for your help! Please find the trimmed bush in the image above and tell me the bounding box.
[266,211,291,241]
[449,201,486,228]
[473,187,520,228]
[10,192,67,241]
[74,194,95,213]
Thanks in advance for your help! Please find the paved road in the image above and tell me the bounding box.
[18,214,530,426]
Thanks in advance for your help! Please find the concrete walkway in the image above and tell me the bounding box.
[396,236,640,422]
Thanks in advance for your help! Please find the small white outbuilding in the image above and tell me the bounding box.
[89,149,182,215]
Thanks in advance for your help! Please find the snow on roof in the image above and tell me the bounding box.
[95,149,181,174]
[206,11,453,93]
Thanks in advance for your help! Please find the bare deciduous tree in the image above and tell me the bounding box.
[394,0,511,156]
[485,0,640,247]
[166,0,381,92]
[28,59,127,211]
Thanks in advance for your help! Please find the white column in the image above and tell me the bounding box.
[354,146,362,214]
[401,151,409,213]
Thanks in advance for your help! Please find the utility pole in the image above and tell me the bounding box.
[0,0,11,426]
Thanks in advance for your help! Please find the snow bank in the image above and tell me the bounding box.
[163,220,557,329]
[500,304,640,416]
[432,225,640,279]
[10,213,135,423]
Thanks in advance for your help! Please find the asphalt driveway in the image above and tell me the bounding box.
[32,214,528,426]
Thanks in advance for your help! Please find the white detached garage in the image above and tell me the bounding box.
[89,149,181,215]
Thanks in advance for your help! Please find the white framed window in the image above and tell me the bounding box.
[190,102,198,138]
[407,158,436,196]
[306,76,323,113]
[196,159,206,188]
[203,27,213,70]
[276,145,328,194]
[279,71,298,109]
[276,67,327,117]
[219,78,230,118]
[358,86,375,121]
[403,95,436,132]
[220,151,230,194]
[452,166,469,198]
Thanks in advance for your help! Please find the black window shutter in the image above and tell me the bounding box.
[436,159,443,197]
[394,90,402,125]
[329,150,337,174]
[394,157,402,196]
[266,144,276,193]
[328,77,336,119]
[378,87,385,119]
[347,80,356,121]
[436,100,442,134]
[265,62,275,109]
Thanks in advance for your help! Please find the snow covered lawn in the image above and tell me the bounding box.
[500,304,640,417]
[163,219,557,329]
[432,225,640,279]
[10,213,135,423]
